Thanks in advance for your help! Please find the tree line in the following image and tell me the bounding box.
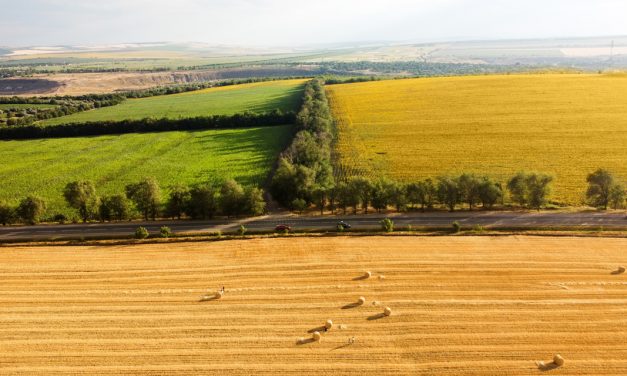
[280,169,627,215]
[270,79,336,209]
[0,94,125,127]
[0,110,294,140]
[0,178,266,225]
[0,169,623,227]
[301,172,548,215]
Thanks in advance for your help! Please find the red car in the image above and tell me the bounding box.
[275,224,292,232]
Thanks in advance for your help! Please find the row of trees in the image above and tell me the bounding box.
[0,94,126,127]
[0,110,294,140]
[304,172,551,215]
[0,170,624,226]
[286,169,627,214]
[270,79,335,208]
[0,178,266,225]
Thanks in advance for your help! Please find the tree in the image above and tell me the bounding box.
[102,195,130,221]
[0,201,14,226]
[586,169,618,209]
[125,178,161,220]
[507,172,529,208]
[17,196,46,224]
[478,177,503,209]
[220,179,245,217]
[609,184,626,210]
[526,173,553,210]
[336,181,355,215]
[312,186,328,215]
[371,179,394,213]
[507,172,552,210]
[270,158,315,208]
[327,185,338,214]
[63,180,98,223]
[244,186,266,216]
[165,185,190,219]
[437,177,460,212]
[407,179,436,211]
[457,174,482,210]
[390,181,408,212]
[349,177,373,214]
[187,184,219,220]
[291,198,307,214]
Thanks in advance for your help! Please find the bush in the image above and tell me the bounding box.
[16,196,46,225]
[134,226,149,239]
[160,226,172,238]
[380,218,394,233]
[238,225,247,236]
[472,224,485,233]
[53,213,67,224]
[452,221,461,233]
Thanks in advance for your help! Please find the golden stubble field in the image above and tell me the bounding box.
[327,74,627,205]
[1,236,627,375]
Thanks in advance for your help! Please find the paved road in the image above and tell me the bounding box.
[0,211,625,241]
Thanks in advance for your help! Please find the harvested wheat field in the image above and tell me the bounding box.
[2,236,627,375]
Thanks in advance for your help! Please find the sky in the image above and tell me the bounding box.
[1,0,627,47]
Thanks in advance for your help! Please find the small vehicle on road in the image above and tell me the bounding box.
[275,224,292,232]
[337,221,352,230]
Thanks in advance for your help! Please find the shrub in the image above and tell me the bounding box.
[238,225,247,236]
[472,224,485,233]
[134,226,149,239]
[380,218,394,232]
[160,226,172,238]
[53,213,67,224]
[452,221,461,233]
[291,198,307,214]
[16,196,46,225]
[0,202,15,226]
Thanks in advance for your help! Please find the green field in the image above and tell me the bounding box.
[40,79,305,126]
[0,125,290,217]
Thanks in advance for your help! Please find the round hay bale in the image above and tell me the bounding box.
[357,296,366,305]
[325,319,333,330]
[383,307,392,316]
[364,271,372,279]
[312,331,321,342]
[553,354,564,367]
[618,266,626,274]
[215,291,224,299]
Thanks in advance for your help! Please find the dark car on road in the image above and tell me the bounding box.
[337,221,351,230]
[275,224,292,232]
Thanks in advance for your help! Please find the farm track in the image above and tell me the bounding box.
[1,236,627,375]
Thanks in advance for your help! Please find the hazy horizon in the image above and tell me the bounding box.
[2,0,627,48]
